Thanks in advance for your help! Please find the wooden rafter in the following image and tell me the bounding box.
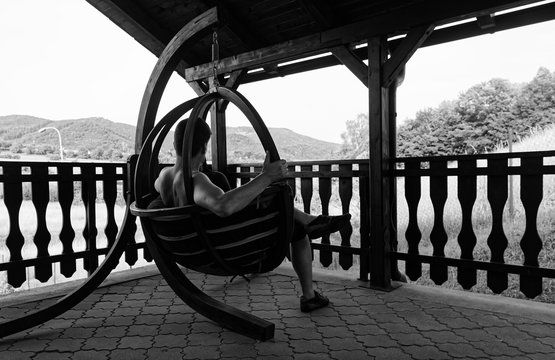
[184,0,543,82]
[382,24,435,88]
[331,46,368,86]
[239,1,555,84]
[298,0,338,29]
[206,0,268,50]
[477,14,497,29]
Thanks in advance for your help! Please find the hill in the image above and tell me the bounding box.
[0,115,340,162]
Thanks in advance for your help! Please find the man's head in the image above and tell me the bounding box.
[174,118,212,157]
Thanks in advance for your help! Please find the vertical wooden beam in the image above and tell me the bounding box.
[368,36,393,290]
[209,70,246,172]
[388,82,405,282]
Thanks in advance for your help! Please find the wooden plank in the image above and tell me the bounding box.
[58,166,76,277]
[457,159,478,290]
[318,164,332,267]
[477,14,496,29]
[331,45,368,86]
[368,36,392,289]
[429,159,449,285]
[382,24,435,88]
[404,161,422,281]
[358,162,370,281]
[185,0,537,82]
[103,166,119,248]
[486,158,509,294]
[81,166,98,274]
[240,2,555,84]
[3,164,26,287]
[519,157,543,298]
[300,165,313,214]
[338,164,353,270]
[31,165,52,283]
[124,156,140,266]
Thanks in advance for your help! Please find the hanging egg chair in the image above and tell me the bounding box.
[130,86,294,340]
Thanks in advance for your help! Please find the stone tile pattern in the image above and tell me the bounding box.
[1,271,554,359]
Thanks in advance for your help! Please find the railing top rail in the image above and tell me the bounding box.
[396,150,555,163]
[0,160,127,166]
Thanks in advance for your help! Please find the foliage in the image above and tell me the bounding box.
[340,67,555,158]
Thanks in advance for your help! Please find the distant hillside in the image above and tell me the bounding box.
[0,115,340,162]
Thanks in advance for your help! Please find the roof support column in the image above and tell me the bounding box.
[367,36,394,290]
[208,70,246,172]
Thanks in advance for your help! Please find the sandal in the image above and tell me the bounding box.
[300,291,330,313]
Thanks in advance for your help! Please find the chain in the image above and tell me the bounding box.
[211,30,220,91]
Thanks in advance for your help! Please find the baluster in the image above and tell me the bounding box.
[519,156,543,298]
[3,164,26,287]
[358,163,370,282]
[124,157,140,266]
[31,164,52,282]
[300,165,313,214]
[404,161,422,281]
[103,166,118,247]
[318,164,332,267]
[429,160,448,284]
[58,165,76,277]
[81,165,98,274]
[338,164,353,270]
[457,159,478,289]
[487,158,509,294]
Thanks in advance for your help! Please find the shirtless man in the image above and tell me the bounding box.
[155,118,351,312]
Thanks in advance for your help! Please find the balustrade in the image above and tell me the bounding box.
[1,151,554,299]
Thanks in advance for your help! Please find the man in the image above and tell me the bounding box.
[155,118,351,312]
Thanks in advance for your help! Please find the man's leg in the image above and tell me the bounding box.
[290,236,330,312]
[290,236,315,299]
[293,208,352,240]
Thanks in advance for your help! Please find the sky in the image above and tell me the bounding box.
[1,0,555,144]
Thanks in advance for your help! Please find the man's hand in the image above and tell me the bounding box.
[262,151,288,182]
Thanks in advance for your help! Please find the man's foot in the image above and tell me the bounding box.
[304,214,351,239]
[300,291,329,313]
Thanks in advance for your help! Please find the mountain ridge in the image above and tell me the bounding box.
[0,115,340,161]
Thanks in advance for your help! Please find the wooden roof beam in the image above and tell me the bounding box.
[240,1,555,84]
[331,46,368,86]
[207,1,268,50]
[477,14,497,29]
[297,0,338,29]
[382,24,435,88]
[184,0,543,82]
[85,0,200,92]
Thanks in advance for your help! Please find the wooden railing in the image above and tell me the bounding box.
[227,160,372,281]
[2,152,554,299]
[0,160,146,292]
[393,150,555,298]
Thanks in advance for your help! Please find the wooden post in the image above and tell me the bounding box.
[210,102,227,172]
[368,37,393,290]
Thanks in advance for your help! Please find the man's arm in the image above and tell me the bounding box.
[194,152,287,217]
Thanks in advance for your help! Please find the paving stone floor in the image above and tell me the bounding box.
[0,266,554,359]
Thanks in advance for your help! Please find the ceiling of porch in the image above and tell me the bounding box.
[85,0,555,86]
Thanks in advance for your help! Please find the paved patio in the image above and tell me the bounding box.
[0,265,554,360]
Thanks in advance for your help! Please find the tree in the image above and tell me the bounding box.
[454,78,517,153]
[339,114,369,159]
[513,67,555,132]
